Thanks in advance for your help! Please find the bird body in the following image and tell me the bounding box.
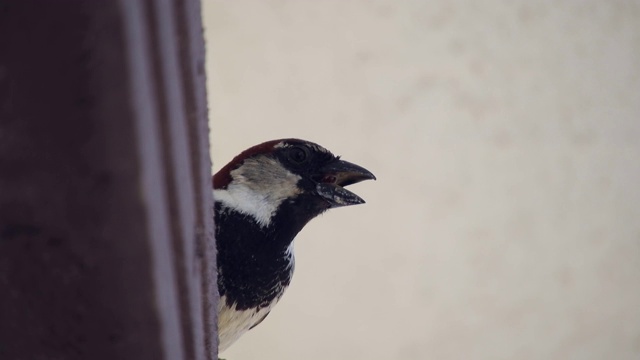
[213,139,374,352]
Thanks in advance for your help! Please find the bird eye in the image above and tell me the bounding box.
[288,146,309,164]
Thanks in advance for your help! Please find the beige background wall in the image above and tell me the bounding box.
[203,2,640,359]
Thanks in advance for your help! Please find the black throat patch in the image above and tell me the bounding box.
[215,194,327,310]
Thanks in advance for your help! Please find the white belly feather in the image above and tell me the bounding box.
[217,295,281,353]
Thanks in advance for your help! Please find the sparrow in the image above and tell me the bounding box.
[213,138,375,353]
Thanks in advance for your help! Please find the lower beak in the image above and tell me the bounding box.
[314,159,376,208]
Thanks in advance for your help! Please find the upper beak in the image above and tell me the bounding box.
[314,159,376,208]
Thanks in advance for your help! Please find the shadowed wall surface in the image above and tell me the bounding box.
[204,2,640,359]
[0,1,215,359]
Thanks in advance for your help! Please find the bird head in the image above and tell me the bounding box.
[213,139,375,229]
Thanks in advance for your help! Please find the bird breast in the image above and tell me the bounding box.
[217,295,280,353]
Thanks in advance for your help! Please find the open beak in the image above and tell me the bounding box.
[314,159,376,208]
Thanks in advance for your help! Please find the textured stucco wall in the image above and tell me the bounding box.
[203,2,640,359]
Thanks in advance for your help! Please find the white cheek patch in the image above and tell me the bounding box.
[214,156,302,228]
[214,187,278,228]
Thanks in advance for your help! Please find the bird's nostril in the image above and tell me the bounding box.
[312,174,337,184]
[322,175,337,184]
